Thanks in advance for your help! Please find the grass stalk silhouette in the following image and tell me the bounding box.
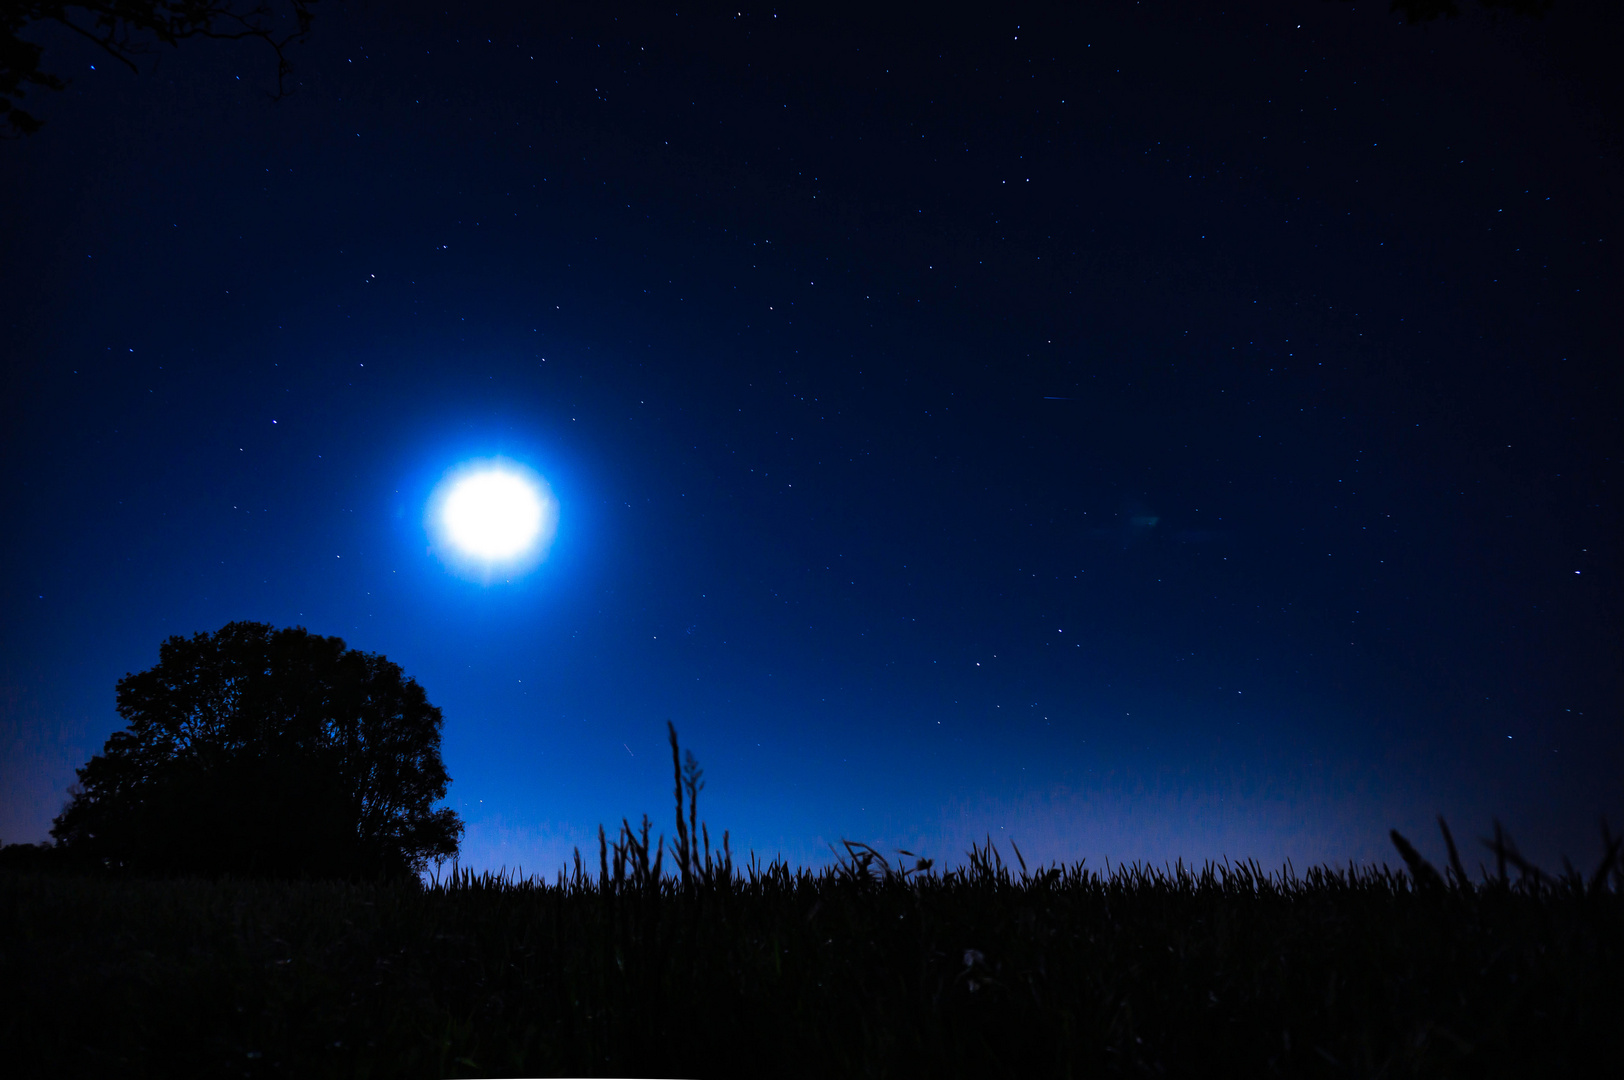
[5,733,1622,1076]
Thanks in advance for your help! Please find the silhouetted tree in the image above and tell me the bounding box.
[50,621,462,879]
[1,0,315,136]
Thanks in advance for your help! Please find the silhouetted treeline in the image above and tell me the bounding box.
[0,841,66,871]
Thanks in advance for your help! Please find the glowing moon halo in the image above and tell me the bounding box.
[427,460,557,579]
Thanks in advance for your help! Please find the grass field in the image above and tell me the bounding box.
[4,816,1622,1078]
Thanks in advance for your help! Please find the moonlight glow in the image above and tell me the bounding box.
[427,460,558,578]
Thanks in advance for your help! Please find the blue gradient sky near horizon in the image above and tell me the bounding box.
[2,0,1618,875]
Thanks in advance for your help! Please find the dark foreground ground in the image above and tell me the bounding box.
[3,839,1620,1078]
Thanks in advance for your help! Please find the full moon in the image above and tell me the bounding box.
[443,471,544,558]
[428,460,558,577]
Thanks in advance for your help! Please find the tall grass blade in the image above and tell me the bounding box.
[1389,829,1444,890]
[1437,816,1469,889]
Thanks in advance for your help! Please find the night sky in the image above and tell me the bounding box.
[2,0,1619,875]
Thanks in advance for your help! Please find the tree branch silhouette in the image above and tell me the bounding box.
[1,0,315,137]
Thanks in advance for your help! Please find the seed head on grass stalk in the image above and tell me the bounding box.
[1437,816,1470,889]
[669,720,691,889]
[685,749,705,877]
[1388,829,1444,890]
[666,720,717,888]
[1482,819,1547,889]
[1592,820,1622,895]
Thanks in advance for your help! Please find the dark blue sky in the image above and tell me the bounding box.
[2,0,1618,874]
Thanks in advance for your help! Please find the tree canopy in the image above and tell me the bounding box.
[51,621,462,879]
